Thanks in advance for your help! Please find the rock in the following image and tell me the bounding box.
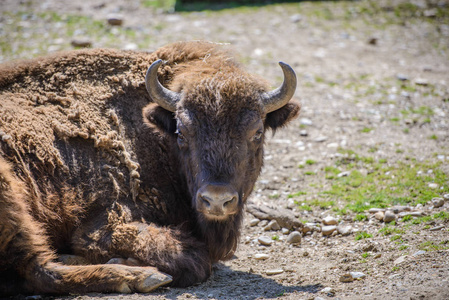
[290,14,302,23]
[323,216,338,225]
[249,218,260,227]
[394,255,407,265]
[264,220,281,231]
[350,271,366,279]
[368,37,378,45]
[368,208,385,214]
[314,136,327,142]
[299,129,308,136]
[300,118,313,126]
[383,211,396,223]
[428,183,438,189]
[424,9,437,18]
[302,223,315,234]
[410,211,424,217]
[391,206,411,214]
[337,171,350,177]
[374,211,385,221]
[71,38,92,48]
[396,74,409,81]
[429,225,444,231]
[431,198,444,208]
[322,225,337,236]
[107,15,124,26]
[281,228,290,235]
[340,273,354,282]
[337,225,352,236]
[254,253,270,260]
[246,204,303,229]
[415,78,429,86]
[412,250,426,257]
[444,194,449,201]
[265,269,284,275]
[286,231,302,244]
[321,287,335,294]
[258,236,273,246]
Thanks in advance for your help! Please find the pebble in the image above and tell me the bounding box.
[337,171,351,177]
[383,211,396,223]
[412,250,426,257]
[254,253,270,260]
[249,218,260,227]
[286,231,302,244]
[429,225,444,231]
[321,287,335,294]
[415,78,429,86]
[258,236,273,246]
[107,15,124,26]
[431,198,445,208]
[302,223,315,234]
[265,269,284,275]
[350,271,366,279]
[264,220,281,231]
[428,183,439,189]
[444,194,449,201]
[290,14,302,23]
[300,118,313,126]
[396,73,409,81]
[337,225,352,236]
[394,255,407,265]
[374,211,385,221]
[368,208,385,213]
[339,273,354,282]
[299,129,308,136]
[281,228,290,235]
[322,225,337,236]
[391,206,411,213]
[71,38,92,48]
[314,136,328,142]
[323,216,338,225]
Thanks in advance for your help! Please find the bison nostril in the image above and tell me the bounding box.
[223,197,236,208]
[201,197,211,208]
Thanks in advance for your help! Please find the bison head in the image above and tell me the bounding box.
[143,58,299,259]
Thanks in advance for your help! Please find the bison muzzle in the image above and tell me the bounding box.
[0,41,300,295]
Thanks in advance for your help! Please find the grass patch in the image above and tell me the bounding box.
[287,191,307,198]
[354,214,368,221]
[355,231,373,240]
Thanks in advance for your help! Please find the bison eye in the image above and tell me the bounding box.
[175,129,187,144]
[253,130,263,142]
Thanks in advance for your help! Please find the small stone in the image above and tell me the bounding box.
[340,273,354,282]
[286,231,302,244]
[444,194,449,201]
[322,225,337,236]
[254,253,270,260]
[323,216,338,225]
[431,198,444,208]
[368,208,385,213]
[428,183,438,189]
[281,228,290,235]
[337,171,350,178]
[107,15,124,26]
[410,211,424,217]
[350,271,366,279]
[368,37,378,45]
[423,9,437,18]
[374,253,382,259]
[429,225,444,231]
[337,225,352,236]
[383,211,396,223]
[258,236,273,246]
[412,250,426,257]
[314,136,328,142]
[290,14,302,23]
[415,78,429,86]
[71,38,92,48]
[250,218,260,227]
[264,220,281,231]
[396,74,409,81]
[391,205,411,213]
[374,211,385,221]
[265,269,284,275]
[302,223,315,234]
[394,255,407,265]
[321,287,335,294]
[300,118,313,126]
[299,129,308,136]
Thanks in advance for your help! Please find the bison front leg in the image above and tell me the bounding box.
[0,159,171,295]
[73,221,212,287]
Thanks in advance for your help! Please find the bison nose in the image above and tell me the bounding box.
[196,184,239,219]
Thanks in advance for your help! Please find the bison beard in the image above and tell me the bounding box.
[0,41,300,295]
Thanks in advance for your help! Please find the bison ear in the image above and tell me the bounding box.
[265,101,301,133]
[143,103,177,135]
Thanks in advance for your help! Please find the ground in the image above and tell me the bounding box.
[1,0,449,299]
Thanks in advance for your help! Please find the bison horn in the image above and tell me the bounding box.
[145,59,181,112]
[261,62,297,113]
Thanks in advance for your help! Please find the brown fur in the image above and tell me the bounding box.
[0,41,300,295]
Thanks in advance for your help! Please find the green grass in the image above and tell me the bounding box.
[354,214,368,221]
[288,191,307,198]
[355,231,373,240]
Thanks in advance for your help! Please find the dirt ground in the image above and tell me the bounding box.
[1,0,449,299]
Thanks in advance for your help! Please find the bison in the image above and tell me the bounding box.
[0,41,300,295]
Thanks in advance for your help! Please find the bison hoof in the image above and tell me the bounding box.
[115,265,172,293]
[107,257,141,266]
[58,254,90,265]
